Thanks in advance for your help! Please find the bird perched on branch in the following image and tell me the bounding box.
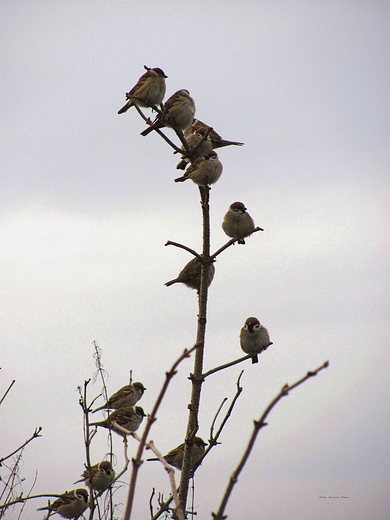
[118,66,167,114]
[147,437,207,470]
[176,126,213,170]
[74,461,115,492]
[92,382,146,413]
[37,489,89,519]
[90,406,146,436]
[240,317,272,364]
[187,119,244,150]
[174,150,222,185]
[140,89,195,136]
[222,202,256,244]
[165,257,215,291]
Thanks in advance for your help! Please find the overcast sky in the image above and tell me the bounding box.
[1,1,389,519]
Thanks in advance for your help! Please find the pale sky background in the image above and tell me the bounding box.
[1,1,389,519]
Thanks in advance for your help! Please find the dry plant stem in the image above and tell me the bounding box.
[212,361,330,520]
[78,379,96,520]
[178,186,212,512]
[0,379,15,407]
[0,450,24,518]
[91,341,115,520]
[17,470,38,520]
[210,227,264,259]
[123,344,199,520]
[0,427,42,466]
[164,241,202,260]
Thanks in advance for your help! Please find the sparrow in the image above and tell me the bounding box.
[147,437,207,470]
[37,489,89,519]
[222,202,256,244]
[174,150,222,186]
[118,66,167,114]
[90,406,146,436]
[188,119,244,149]
[165,257,215,291]
[74,461,115,492]
[240,317,272,364]
[141,89,195,136]
[92,382,146,413]
[176,126,213,170]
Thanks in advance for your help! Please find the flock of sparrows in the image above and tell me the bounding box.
[37,382,146,518]
[36,67,272,519]
[117,66,273,358]
[117,65,260,292]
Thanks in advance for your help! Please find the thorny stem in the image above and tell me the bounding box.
[123,344,199,520]
[212,361,329,520]
[178,186,212,512]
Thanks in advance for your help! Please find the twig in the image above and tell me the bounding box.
[209,399,228,441]
[149,488,156,518]
[206,372,244,454]
[16,470,38,520]
[212,361,329,520]
[123,343,200,520]
[145,440,182,519]
[0,380,15,407]
[150,496,174,520]
[0,450,24,517]
[202,355,252,379]
[0,494,65,511]
[210,227,264,259]
[164,241,202,260]
[0,428,42,466]
[137,105,185,154]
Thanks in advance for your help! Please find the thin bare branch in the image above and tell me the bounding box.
[212,361,329,520]
[123,343,200,520]
[210,227,264,260]
[202,355,252,379]
[209,399,228,441]
[0,380,15,407]
[0,428,42,466]
[164,241,202,260]
[149,488,156,518]
[137,105,185,154]
[16,470,38,520]
[145,440,182,519]
[0,494,65,511]
[206,371,244,453]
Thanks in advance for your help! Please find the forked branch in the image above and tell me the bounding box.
[212,360,329,520]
